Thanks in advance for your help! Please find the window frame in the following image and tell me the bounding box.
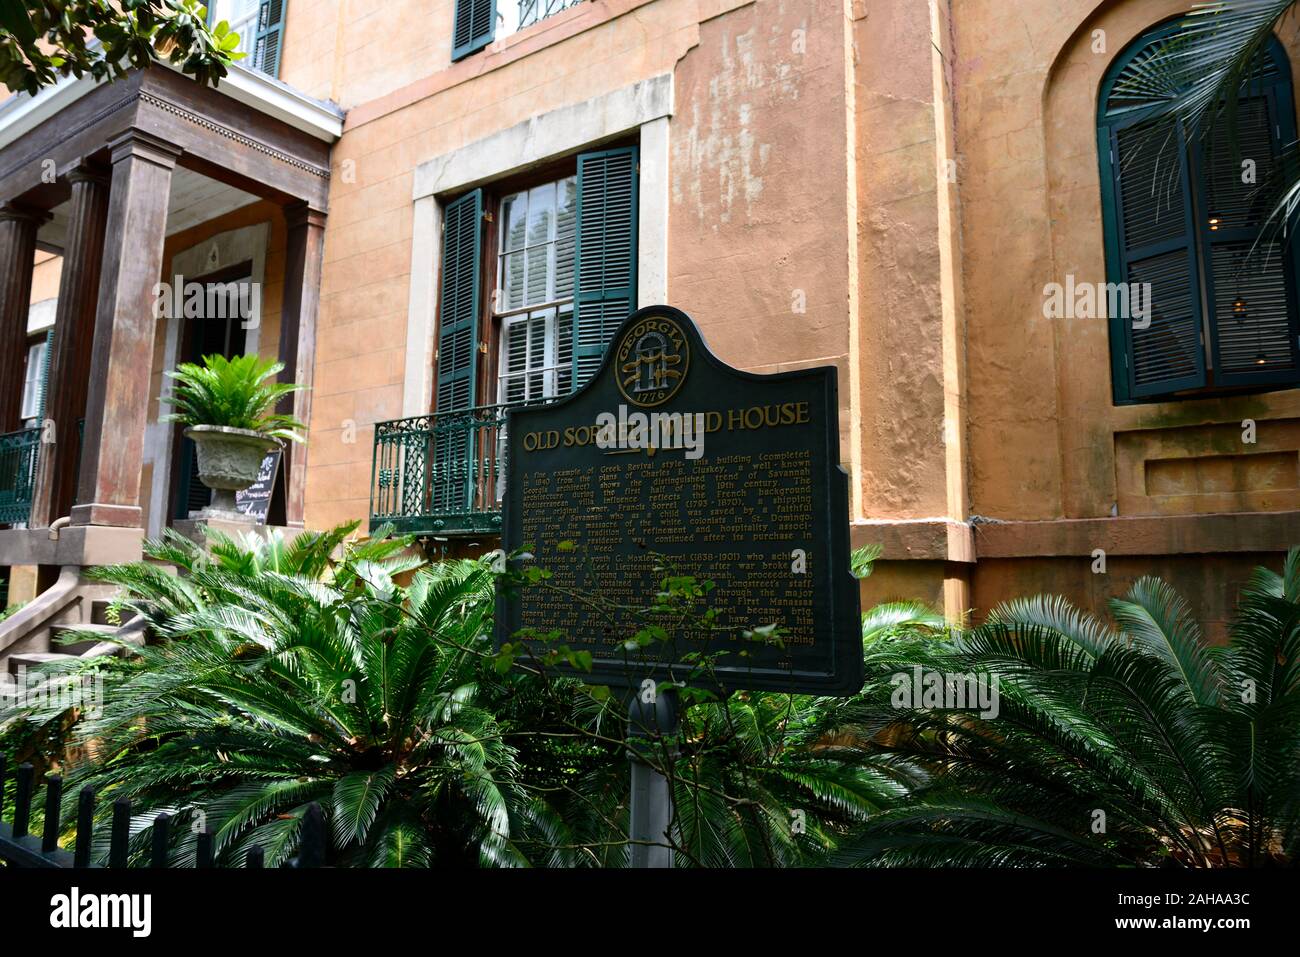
[493,172,578,406]
[19,335,48,424]
[1097,22,1300,404]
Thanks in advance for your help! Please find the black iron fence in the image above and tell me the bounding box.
[0,756,326,869]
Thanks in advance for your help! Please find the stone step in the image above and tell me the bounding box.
[50,623,120,655]
[8,652,80,677]
[90,599,115,626]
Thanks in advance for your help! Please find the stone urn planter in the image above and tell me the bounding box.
[185,425,281,521]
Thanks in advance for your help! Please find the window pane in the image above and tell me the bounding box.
[500,307,574,403]
[525,244,552,304]
[527,182,555,246]
[210,0,260,57]
[502,192,527,253]
[556,306,574,396]
[501,251,526,311]
[20,340,46,421]
[556,176,577,299]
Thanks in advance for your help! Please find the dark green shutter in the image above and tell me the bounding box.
[452,0,496,62]
[1103,121,1207,397]
[254,0,287,77]
[573,146,638,388]
[35,329,53,422]
[1198,81,1300,387]
[1099,26,1300,401]
[432,189,485,515]
[437,189,485,412]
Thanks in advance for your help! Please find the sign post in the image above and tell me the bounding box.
[626,688,678,868]
[496,305,863,865]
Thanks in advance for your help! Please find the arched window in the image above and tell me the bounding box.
[1098,22,1300,402]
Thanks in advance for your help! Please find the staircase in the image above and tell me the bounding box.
[0,569,146,681]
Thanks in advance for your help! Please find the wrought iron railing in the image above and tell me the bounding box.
[371,402,548,537]
[518,0,584,30]
[0,428,39,526]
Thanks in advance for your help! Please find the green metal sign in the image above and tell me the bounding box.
[496,306,863,696]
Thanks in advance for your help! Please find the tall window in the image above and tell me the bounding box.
[496,176,577,404]
[1098,24,1300,402]
[434,145,638,415]
[19,337,48,423]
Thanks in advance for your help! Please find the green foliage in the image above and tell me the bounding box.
[161,353,306,443]
[28,525,522,867]
[0,1,239,95]
[832,555,1300,867]
[8,520,1296,868]
[851,543,883,580]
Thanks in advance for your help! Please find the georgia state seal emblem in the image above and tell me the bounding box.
[615,315,690,407]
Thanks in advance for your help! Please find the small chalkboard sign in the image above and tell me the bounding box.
[496,305,863,696]
[234,449,282,523]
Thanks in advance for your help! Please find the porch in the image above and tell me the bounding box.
[0,61,341,652]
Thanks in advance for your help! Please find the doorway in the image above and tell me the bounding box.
[167,266,253,522]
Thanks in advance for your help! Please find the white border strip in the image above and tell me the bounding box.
[412,74,674,200]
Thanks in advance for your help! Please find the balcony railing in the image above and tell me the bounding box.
[0,428,39,526]
[371,402,549,537]
[517,0,584,31]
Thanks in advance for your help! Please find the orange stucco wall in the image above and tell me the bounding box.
[17,0,1299,630]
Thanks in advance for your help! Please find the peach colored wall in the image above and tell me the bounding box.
[30,252,62,304]
[668,0,854,452]
[303,0,860,532]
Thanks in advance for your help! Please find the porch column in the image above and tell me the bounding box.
[70,131,179,528]
[30,165,110,526]
[0,203,47,431]
[277,201,327,528]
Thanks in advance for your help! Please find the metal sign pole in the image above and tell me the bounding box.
[626,687,679,868]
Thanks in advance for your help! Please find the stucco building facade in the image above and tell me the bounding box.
[2,0,1298,651]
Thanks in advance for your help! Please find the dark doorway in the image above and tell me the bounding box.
[167,265,253,522]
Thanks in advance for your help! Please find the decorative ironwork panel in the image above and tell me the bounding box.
[0,429,40,526]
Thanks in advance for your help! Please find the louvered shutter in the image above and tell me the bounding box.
[432,190,485,513]
[437,190,485,412]
[253,0,287,78]
[1105,121,1207,397]
[35,329,53,421]
[573,146,638,388]
[1199,87,1300,386]
[452,0,497,62]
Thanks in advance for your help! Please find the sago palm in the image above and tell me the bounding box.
[50,535,526,867]
[833,553,1300,867]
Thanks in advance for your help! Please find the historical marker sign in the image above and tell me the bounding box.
[495,306,863,696]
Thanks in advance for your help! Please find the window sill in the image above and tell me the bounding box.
[1112,384,1300,431]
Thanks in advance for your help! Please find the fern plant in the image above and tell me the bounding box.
[162,353,305,443]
